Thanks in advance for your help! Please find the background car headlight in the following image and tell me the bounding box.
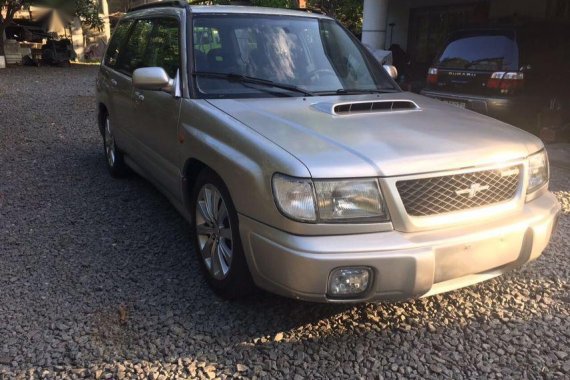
[272,174,317,222]
[314,179,388,222]
[273,174,389,223]
[527,150,549,193]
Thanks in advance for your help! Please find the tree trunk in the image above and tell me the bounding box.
[1,1,22,64]
[0,24,5,57]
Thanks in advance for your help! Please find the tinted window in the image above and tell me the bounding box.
[145,18,180,78]
[116,19,153,75]
[436,32,518,71]
[104,20,133,68]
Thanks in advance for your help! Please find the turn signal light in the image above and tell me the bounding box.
[427,67,438,85]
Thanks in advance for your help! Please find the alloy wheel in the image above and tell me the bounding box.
[104,117,116,168]
[195,184,233,280]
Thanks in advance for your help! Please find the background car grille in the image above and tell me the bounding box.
[396,165,521,217]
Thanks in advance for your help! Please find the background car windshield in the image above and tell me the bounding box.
[436,31,518,71]
[192,15,396,97]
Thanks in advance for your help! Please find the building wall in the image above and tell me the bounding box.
[387,0,550,51]
[108,0,130,13]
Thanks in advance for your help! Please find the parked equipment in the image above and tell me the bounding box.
[41,38,76,65]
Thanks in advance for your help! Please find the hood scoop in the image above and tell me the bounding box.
[321,100,420,116]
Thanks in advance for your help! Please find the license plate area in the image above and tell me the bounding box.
[434,231,523,283]
[441,99,466,109]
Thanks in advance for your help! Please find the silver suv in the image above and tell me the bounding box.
[96,1,560,303]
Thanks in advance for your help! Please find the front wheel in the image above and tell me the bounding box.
[190,169,254,299]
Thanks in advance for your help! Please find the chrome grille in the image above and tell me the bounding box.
[396,165,521,217]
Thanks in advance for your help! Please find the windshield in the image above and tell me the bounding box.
[436,31,518,71]
[192,14,397,98]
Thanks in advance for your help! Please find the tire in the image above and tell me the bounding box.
[102,114,128,178]
[190,169,255,299]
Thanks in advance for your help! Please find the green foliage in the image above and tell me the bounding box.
[189,0,363,35]
[307,0,363,35]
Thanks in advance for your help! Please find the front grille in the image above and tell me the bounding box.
[396,165,521,217]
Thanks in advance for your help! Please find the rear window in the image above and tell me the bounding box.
[436,31,518,71]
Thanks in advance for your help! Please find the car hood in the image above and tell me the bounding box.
[207,93,543,178]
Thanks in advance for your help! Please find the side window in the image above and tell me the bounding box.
[144,18,180,78]
[104,20,133,68]
[116,19,153,76]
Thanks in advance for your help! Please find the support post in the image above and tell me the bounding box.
[101,0,111,43]
[362,0,389,50]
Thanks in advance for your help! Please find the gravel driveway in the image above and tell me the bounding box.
[0,66,569,380]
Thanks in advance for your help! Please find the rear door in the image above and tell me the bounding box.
[99,19,134,149]
[431,30,519,96]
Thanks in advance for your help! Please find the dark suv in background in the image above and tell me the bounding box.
[421,24,570,137]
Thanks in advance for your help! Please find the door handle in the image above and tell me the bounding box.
[110,79,118,86]
[134,91,145,102]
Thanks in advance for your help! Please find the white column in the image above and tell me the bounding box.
[101,0,111,43]
[71,17,85,61]
[362,0,389,50]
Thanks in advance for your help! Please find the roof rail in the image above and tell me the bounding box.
[291,7,328,16]
[128,0,188,12]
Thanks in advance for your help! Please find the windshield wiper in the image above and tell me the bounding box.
[193,71,314,97]
[314,88,399,95]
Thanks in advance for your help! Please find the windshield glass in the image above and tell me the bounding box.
[192,15,397,98]
[436,31,518,71]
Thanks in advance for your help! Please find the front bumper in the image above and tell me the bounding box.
[239,192,560,303]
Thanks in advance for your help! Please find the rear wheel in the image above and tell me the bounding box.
[103,115,128,178]
[190,169,254,299]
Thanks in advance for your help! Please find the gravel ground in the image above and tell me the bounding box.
[0,66,569,380]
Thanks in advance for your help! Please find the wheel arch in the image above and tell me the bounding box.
[97,102,109,136]
[181,158,214,218]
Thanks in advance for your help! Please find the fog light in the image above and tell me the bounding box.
[328,267,372,298]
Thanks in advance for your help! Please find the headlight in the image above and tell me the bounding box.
[527,150,549,193]
[314,179,388,222]
[272,174,389,223]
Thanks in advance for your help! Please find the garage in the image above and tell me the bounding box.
[363,0,570,140]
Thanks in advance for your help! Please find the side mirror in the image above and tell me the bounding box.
[383,64,398,79]
[133,67,174,93]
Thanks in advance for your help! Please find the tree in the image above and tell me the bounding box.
[190,0,363,35]
[0,0,24,57]
[307,0,363,36]
[0,0,102,57]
